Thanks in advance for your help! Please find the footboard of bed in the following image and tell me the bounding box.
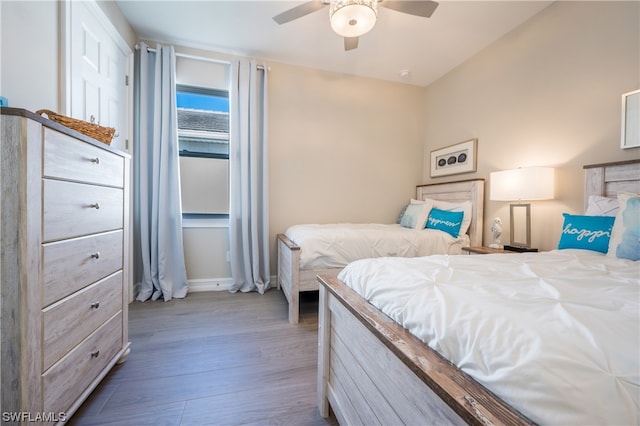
[277,234,300,323]
[277,234,341,324]
[317,275,533,426]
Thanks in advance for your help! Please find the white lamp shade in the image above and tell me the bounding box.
[330,0,378,38]
[490,167,555,201]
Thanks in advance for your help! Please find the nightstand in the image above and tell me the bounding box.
[503,245,539,253]
[462,246,539,255]
[462,246,512,255]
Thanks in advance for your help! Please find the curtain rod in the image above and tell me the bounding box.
[135,44,266,70]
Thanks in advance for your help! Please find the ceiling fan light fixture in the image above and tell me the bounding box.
[330,0,378,38]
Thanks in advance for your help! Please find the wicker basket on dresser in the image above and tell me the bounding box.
[0,108,131,424]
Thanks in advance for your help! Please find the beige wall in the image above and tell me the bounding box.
[269,62,426,268]
[1,1,59,111]
[0,1,135,112]
[422,1,640,251]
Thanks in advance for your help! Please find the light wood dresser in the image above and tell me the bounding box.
[1,108,131,424]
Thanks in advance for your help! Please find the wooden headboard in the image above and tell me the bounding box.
[415,179,484,247]
[584,159,640,210]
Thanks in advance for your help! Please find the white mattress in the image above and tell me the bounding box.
[338,250,640,425]
[284,223,469,270]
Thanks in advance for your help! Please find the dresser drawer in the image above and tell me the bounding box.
[43,127,124,188]
[42,271,123,371]
[43,311,123,414]
[43,230,123,307]
[43,179,123,242]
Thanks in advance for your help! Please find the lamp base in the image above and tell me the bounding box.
[504,245,538,253]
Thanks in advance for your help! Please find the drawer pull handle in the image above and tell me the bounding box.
[90,350,100,358]
[90,157,100,164]
[91,252,100,259]
[90,301,100,309]
[89,203,100,209]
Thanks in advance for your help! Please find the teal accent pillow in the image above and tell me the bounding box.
[558,213,615,253]
[396,204,409,224]
[426,208,463,238]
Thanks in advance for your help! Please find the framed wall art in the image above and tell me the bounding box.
[621,89,639,149]
[430,138,477,178]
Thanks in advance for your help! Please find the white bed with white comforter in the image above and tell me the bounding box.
[278,178,485,323]
[285,223,470,270]
[337,249,639,425]
[317,160,640,425]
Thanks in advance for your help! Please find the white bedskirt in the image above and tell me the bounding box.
[338,250,640,425]
[285,223,469,270]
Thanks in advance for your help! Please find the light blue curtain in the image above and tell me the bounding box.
[133,42,188,301]
[228,59,270,294]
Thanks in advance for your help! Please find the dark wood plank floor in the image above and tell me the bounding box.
[69,290,338,426]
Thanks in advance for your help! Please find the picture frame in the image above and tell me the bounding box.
[621,89,639,149]
[430,138,477,178]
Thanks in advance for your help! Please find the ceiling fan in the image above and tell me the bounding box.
[273,0,439,51]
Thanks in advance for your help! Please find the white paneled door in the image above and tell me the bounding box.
[66,1,131,153]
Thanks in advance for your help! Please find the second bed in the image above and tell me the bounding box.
[277,178,484,323]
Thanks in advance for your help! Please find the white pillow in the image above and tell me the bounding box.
[585,195,619,216]
[423,198,472,238]
[607,192,640,261]
[400,202,431,229]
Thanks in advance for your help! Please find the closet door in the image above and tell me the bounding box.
[65,1,131,153]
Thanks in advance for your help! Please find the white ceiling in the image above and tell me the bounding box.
[115,0,552,87]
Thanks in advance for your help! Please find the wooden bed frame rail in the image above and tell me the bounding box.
[317,274,534,426]
[277,234,340,323]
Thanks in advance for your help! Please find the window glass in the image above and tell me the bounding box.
[179,156,229,215]
[177,84,230,216]
[176,85,229,157]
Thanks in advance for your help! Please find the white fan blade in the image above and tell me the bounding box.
[379,1,439,18]
[344,37,359,51]
[273,1,327,25]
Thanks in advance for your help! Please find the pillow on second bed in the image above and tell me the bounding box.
[426,208,464,238]
[399,202,430,229]
[423,198,472,238]
[607,192,640,261]
[585,195,619,216]
[396,204,409,224]
[557,213,615,254]
[399,198,472,237]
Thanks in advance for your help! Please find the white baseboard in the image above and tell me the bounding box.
[188,277,234,292]
[187,275,279,293]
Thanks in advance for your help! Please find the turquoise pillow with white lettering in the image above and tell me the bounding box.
[558,213,615,253]
[426,208,463,238]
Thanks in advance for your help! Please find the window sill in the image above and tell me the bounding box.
[182,216,229,228]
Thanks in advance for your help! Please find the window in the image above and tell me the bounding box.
[177,85,230,216]
[177,85,229,157]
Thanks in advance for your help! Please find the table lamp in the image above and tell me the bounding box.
[490,167,555,251]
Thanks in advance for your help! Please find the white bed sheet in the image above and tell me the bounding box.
[338,250,639,425]
[285,223,469,270]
